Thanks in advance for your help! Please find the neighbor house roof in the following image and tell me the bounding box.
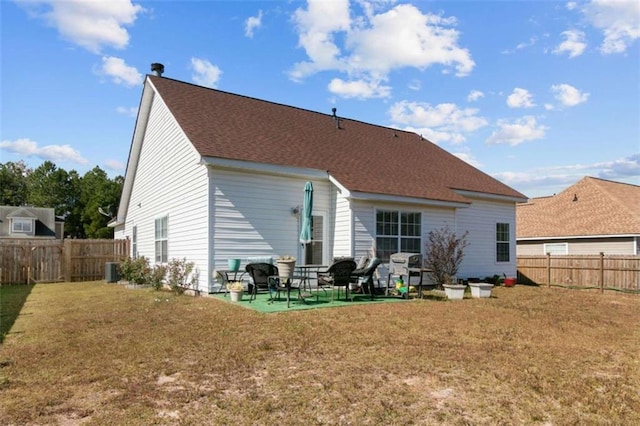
[147,76,526,204]
[516,177,640,239]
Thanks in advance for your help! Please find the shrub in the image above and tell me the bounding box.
[166,258,198,294]
[424,226,469,288]
[149,264,167,291]
[119,257,150,285]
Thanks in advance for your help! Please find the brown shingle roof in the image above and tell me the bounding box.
[517,176,640,238]
[149,76,526,203]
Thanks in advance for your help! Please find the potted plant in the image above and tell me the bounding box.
[276,255,296,282]
[468,281,493,298]
[424,226,469,300]
[226,281,245,302]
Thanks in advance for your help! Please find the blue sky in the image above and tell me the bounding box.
[1,0,638,198]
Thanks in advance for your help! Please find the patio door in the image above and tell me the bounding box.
[304,214,325,265]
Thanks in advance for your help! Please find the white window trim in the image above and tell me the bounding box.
[544,242,568,255]
[375,209,422,261]
[11,218,34,235]
[496,222,510,263]
[154,216,168,264]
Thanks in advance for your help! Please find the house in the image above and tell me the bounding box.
[112,70,528,292]
[0,206,64,240]
[516,177,640,255]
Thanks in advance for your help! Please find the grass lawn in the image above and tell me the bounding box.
[1,282,639,425]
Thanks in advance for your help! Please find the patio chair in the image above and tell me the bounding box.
[245,263,279,303]
[350,257,382,301]
[317,258,357,301]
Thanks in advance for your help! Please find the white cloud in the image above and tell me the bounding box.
[506,88,535,108]
[566,2,578,11]
[408,79,421,91]
[553,30,587,58]
[116,106,138,117]
[486,116,547,145]
[452,151,483,168]
[190,58,222,88]
[502,37,538,54]
[290,1,474,98]
[494,153,640,197]
[290,0,351,80]
[0,138,89,165]
[389,100,487,144]
[105,159,125,171]
[245,10,263,38]
[551,83,589,107]
[583,0,640,54]
[328,78,391,98]
[467,90,484,102]
[15,0,144,54]
[97,56,142,87]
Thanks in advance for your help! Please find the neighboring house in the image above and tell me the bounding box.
[112,71,528,292]
[516,177,640,256]
[0,206,64,240]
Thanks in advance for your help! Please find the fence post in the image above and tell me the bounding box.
[600,252,604,294]
[64,239,72,282]
[546,252,551,288]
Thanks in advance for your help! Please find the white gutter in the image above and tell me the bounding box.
[517,234,640,241]
[201,156,328,179]
[454,189,529,203]
[329,175,471,208]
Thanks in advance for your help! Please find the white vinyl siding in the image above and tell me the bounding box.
[122,92,209,290]
[455,197,518,278]
[332,189,351,259]
[517,237,637,256]
[210,169,332,274]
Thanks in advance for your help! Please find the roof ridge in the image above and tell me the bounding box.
[588,177,640,219]
[148,75,419,138]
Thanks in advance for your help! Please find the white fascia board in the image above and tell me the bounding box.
[329,175,470,208]
[113,77,155,227]
[517,234,640,241]
[201,156,328,180]
[453,189,528,204]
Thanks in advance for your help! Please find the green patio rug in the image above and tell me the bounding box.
[207,289,408,313]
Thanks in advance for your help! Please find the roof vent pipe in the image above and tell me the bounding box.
[151,63,164,76]
[331,107,341,129]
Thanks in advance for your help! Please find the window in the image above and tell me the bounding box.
[155,216,168,263]
[132,226,138,258]
[304,215,324,265]
[544,243,568,255]
[496,223,510,262]
[11,218,33,234]
[376,210,421,262]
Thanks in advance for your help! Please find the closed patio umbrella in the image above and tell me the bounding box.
[299,181,313,246]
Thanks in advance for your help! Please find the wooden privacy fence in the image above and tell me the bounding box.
[517,254,640,293]
[0,239,130,284]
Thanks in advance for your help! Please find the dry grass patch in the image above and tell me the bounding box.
[1,282,639,425]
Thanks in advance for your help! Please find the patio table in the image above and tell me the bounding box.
[217,269,248,295]
[296,264,327,300]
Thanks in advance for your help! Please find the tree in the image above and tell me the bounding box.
[0,161,30,206]
[424,226,469,288]
[79,167,123,238]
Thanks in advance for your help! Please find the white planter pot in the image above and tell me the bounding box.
[276,260,296,281]
[443,284,466,300]
[229,290,244,302]
[469,282,493,298]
